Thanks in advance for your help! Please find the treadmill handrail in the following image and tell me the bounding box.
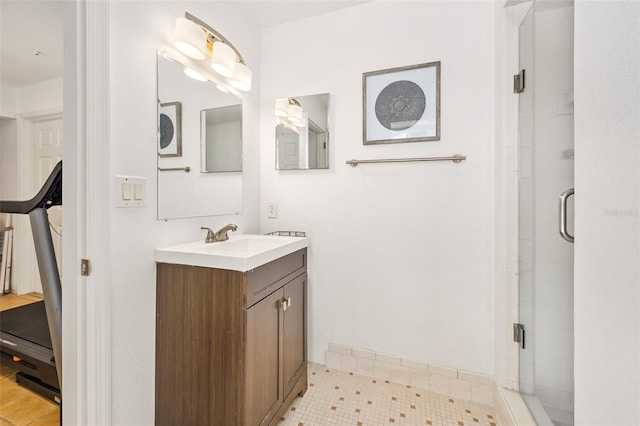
[0,161,62,214]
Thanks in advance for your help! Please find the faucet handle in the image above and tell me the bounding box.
[201,227,216,243]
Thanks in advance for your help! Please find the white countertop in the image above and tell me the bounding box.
[155,234,308,272]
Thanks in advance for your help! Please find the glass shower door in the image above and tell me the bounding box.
[518,2,575,425]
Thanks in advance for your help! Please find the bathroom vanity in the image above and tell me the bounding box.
[154,235,308,426]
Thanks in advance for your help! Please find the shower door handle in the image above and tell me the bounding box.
[559,188,575,243]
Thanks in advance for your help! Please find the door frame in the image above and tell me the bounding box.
[62,1,111,424]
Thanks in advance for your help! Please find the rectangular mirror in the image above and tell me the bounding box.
[275,93,329,170]
[157,52,243,220]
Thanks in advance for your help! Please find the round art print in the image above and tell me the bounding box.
[374,80,426,131]
[159,113,174,149]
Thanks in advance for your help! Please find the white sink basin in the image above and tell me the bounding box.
[155,234,308,272]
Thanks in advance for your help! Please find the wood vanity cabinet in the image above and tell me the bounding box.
[155,248,307,426]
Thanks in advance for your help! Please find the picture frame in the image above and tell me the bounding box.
[363,61,440,145]
[159,101,182,157]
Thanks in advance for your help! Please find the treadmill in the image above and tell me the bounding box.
[0,161,62,403]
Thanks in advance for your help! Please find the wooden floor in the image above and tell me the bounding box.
[0,294,60,426]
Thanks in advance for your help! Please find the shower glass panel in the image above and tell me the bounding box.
[518,2,574,425]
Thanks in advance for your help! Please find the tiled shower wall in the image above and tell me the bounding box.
[324,344,495,407]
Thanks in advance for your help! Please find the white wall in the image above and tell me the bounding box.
[0,85,17,118]
[0,118,18,200]
[574,1,640,424]
[108,2,261,424]
[260,1,496,375]
[15,78,62,114]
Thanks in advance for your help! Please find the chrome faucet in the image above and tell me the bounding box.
[201,224,238,243]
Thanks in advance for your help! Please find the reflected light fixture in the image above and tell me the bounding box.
[173,12,252,91]
[276,98,306,127]
[275,98,289,117]
[183,66,207,82]
[293,111,307,128]
[288,104,303,125]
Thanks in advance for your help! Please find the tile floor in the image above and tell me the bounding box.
[0,293,60,426]
[279,363,499,426]
[0,294,499,426]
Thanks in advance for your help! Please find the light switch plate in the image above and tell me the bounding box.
[267,202,278,219]
[116,176,147,207]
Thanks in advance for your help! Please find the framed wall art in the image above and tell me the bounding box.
[159,101,182,157]
[363,61,440,145]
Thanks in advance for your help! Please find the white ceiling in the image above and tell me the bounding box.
[0,0,64,87]
[234,1,369,29]
[0,0,368,88]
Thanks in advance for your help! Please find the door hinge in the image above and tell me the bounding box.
[513,69,525,93]
[81,259,91,276]
[513,323,525,349]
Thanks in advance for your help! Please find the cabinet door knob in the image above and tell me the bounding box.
[282,298,288,311]
[287,297,292,308]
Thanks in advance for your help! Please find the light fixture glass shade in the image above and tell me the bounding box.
[174,17,206,60]
[288,104,303,124]
[210,41,236,77]
[183,66,207,81]
[275,99,289,117]
[229,62,252,92]
[294,112,307,128]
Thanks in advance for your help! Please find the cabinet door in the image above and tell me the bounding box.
[283,273,306,395]
[245,289,283,426]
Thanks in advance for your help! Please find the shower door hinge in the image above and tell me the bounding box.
[81,259,91,276]
[513,323,525,349]
[513,69,525,93]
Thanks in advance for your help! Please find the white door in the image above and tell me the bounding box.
[278,131,301,169]
[34,117,63,291]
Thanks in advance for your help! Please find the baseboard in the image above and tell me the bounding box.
[324,343,494,406]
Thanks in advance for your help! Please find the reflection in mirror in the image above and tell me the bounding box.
[157,52,243,220]
[201,105,242,172]
[275,93,329,170]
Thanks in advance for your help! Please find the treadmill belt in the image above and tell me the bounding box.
[0,301,52,349]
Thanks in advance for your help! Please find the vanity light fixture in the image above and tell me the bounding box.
[229,62,252,92]
[174,17,206,60]
[210,41,236,77]
[173,12,252,91]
